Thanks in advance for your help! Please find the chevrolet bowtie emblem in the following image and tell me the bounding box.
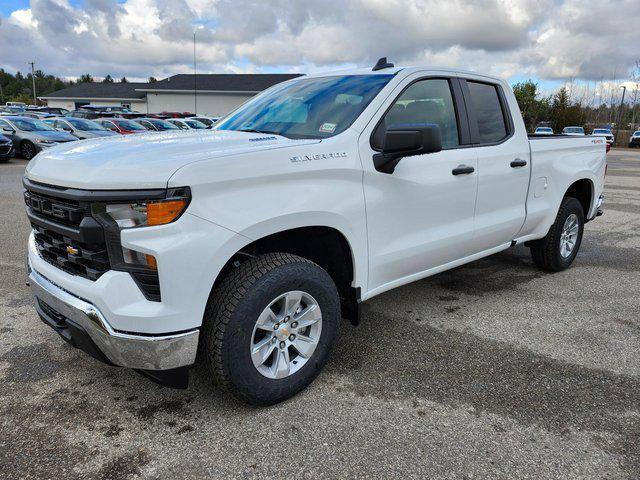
[66,245,79,255]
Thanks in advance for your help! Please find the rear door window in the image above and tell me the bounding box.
[466,81,509,144]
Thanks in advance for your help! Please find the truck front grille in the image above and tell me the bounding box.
[24,190,85,227]
[25,180,162,301]
[32,224,110,281]
[25,188,110,282]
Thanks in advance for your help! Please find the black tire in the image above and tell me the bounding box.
[529,196,584,272]
[20,141,37,160]
[201,252,340,405]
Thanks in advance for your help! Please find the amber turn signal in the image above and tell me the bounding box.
[145,254,158,270]
[146,199,188,226]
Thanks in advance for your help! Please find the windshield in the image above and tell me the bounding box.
[67,118,107,131]
[564,127,584,133]
[195,117,214,126]
[114,119,147,131]
[150,119,180,130]
[593,129,611,134]
[185,119,207,129]
[10,118,55,131]
[215,74,394,139]
[536,127,552,132]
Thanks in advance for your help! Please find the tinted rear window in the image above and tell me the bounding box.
[467,81,508,143]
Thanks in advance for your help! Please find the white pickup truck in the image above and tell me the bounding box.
[24,62,606,404]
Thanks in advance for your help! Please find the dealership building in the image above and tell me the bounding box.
[40,73,302,116]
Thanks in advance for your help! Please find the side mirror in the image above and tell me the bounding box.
[373,123,442,173]
[2,126,14,133]
[373,124,442,174]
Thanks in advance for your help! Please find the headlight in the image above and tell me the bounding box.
[92,187,191,272]
[104,193,190,229]
[37,139,57,145]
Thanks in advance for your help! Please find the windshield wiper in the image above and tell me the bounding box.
[237,128,284,136]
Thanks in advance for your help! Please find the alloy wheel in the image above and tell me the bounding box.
[250,290,322,379]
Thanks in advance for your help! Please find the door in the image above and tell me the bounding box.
[360,76,479,294]
[0,118,17,143]
[55,120,73,134]
[461,79,530,250]
[101,120,119,133]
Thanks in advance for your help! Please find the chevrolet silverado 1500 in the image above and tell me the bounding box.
[24,61,606,404]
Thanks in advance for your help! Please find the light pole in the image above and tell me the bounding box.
[193,32,197,115]
[615,85,627,145]
[29,61,37,105]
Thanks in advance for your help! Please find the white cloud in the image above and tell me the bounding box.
[8,8,37,29]
[0,0,638,88]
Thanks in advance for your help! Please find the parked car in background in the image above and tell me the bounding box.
[167,118,208,130]
[1,106,27,115]
[44,118,120,140]
[21,111,57,120]
[97,118,148,135]
[591,128,614,145]
[0,116,77,159]
[192,116,219,127]
[80,105,133,114]
[5,101,26,109]
[134,118,181,132]
[153,111,194,119]
[629,131,640,148]
[80,105,145,119]
[0,133,13,162]
[534,126,554,135]
[562,126,585,136]
[27,106,70,116]
[66,109,116,120]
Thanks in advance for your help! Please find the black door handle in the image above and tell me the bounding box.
[452,165,475,175]
[510,158,527,168]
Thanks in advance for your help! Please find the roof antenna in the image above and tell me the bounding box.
[372,57,394,71]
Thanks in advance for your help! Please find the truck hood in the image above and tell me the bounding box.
[25,130,318,189]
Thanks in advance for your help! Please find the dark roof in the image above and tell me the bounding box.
[139,74,303,92]
[41,82,148,100]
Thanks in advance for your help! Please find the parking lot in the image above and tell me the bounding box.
[0,150,638,479]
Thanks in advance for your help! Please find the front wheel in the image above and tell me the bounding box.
[201,253,340,405]
[20,141,37,160]
[529,197,585,272]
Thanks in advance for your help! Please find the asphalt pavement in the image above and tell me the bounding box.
[0,149,639,479]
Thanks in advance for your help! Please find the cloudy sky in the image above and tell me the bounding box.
[1,0,639,94]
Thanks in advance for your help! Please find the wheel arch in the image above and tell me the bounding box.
[564,178,594,217]
[210,224,362,325]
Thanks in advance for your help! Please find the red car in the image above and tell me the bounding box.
[97,118,148,134]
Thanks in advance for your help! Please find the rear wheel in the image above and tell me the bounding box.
[20,141,37,160]
[201,252,340,405]
[529,197,584,272]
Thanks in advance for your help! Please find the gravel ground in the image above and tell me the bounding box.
[0,150,639,479]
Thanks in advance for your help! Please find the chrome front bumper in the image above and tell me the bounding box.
[29,267,199,371]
